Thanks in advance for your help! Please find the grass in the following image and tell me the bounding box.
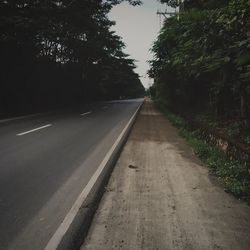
[161,107,250,202]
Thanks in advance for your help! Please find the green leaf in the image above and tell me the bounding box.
[236,53,250,66]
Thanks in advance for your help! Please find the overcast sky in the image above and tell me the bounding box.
[109,0,168,89]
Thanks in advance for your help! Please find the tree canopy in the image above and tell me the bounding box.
[0,0,144,117]
[150,0,250,122]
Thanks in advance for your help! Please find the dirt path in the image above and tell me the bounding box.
[81,100,250,250]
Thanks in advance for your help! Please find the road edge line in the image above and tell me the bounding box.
[45,100,144,250]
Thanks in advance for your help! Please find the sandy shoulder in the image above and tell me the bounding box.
[81,101,250,250]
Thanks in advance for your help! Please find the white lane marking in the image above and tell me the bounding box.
[80,111,92,116]
[16,124,52,136]
[44,103,142,250]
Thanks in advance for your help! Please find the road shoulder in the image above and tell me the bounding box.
[81,100,250,250]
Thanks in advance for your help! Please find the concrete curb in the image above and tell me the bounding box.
[45,100,144,250]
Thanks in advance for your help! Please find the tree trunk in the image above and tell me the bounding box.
[240,83,249,123]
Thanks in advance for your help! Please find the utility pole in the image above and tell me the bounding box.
[157,7,176,28]
[156,10,176,19]
[157,0,184,26]
[157,9,176,27]
[177,0,185,20]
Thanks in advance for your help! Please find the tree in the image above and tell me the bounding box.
[0,0,144,116]
[159,0,229,9]
[150,0,250,121]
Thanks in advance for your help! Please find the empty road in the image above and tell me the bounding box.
[0,99,143,250]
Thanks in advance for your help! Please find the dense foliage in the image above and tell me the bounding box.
[159,0,229,9]
[0,0,144,117]
[150,0,250,123]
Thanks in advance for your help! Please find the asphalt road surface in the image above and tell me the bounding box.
[0,99,143,250]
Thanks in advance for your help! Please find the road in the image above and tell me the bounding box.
[0,99,143,250]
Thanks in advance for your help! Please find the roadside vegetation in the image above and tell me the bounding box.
[0,0,144,118]
[149,0,250,201]
[160,106,250,202]
[149,0,250,144]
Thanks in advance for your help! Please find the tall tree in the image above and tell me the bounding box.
[0,0,144,116]
[150,0,250,121]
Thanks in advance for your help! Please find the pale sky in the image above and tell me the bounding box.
[109,0,168,89]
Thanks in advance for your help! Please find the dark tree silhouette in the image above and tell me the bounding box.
[0,0,144,117]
